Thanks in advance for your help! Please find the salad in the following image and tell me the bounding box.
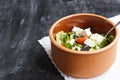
[55,26,114,51]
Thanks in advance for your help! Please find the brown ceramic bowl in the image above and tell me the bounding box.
[49,13,119,78]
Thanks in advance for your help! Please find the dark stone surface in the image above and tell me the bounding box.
[0,0,120,80]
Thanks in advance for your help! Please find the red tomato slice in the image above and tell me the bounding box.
[75,36,87,44]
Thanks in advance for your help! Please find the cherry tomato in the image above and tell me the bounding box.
[75,36,87,44]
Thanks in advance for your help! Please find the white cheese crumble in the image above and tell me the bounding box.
[81,28,92,36]
[72,26,83,37]
[84,39,96,47]
[90,33,105,45]
[69,39,75,45]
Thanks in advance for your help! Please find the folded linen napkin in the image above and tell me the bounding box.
[38,15,120,80]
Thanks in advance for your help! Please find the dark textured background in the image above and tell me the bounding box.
[0,0,120,80]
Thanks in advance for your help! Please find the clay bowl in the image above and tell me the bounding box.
[49,13,119,78]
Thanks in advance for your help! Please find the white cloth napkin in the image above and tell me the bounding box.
[38,15,120,80]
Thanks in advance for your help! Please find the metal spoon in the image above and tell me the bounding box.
[105,21,120,37]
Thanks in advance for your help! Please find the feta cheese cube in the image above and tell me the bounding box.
[90,33,105,45]
[84,39,96,47]
[81,28,92,36]
[72,26,83,37]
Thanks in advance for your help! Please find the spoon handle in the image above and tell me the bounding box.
[105,21,120,37]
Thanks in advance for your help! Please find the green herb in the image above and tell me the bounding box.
[98,35,114,48]
[107,35,114,43]
[65,42,72,49]
[98,38,109,48]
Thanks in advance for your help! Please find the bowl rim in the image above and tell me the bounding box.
[49,13,119,55]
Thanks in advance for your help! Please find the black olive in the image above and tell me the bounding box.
[81,44,90,51]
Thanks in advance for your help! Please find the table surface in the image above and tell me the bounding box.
[0,0,120,80]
